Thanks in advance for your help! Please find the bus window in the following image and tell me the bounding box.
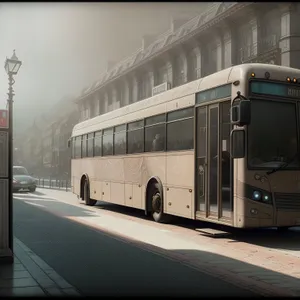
[114,125,126,155]
[127,120,144,154]
[103,128,113,156]
[167,108,194,151]
[94,131,102,156]
[87,133,94,157]
[145,114,165,152]
[82,135,88,158]
[75,136,81,158]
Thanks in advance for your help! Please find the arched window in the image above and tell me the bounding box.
[173,55,186,87]
[187,49,198,81]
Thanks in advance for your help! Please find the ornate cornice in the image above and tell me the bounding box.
[75,2,254,103]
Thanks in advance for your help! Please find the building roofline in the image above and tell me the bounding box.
[74,2,249,104]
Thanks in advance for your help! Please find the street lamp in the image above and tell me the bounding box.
[4,50,22,260]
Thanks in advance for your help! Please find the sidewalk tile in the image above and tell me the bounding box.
[0,286,46,296]
[0,277,39,288]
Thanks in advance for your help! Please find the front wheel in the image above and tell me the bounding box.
[29,187,36,193]
[277,226,290,232]
[149,182,170,223]
[83,180,97,206]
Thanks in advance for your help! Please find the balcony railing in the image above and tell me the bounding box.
[239,34,280,64]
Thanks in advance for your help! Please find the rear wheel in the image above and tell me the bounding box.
[277,226,290,232]
[149,182,170,223]
[83,180,97,206]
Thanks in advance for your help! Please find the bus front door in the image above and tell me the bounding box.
[195,102,232,222]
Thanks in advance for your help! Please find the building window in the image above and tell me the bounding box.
[155,64,168,86]
[187,48,199,81]
[119,83,125,107]
[167,107,194,151]
[173,55,186,87]
[127,120,144,154]
[112,88,117,106]
[100,95,105,115]
[138,72,151,101]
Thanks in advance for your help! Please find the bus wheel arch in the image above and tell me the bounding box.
[80,174,97,206]
[145,177,170,223]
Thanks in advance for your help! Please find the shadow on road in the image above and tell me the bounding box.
[13,198,299,297]
[91,201,300,252]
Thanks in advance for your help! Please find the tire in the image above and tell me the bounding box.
[83,180,97,206]
[277,226,290,232]
[29,187,36,193]
[149,182,170,223]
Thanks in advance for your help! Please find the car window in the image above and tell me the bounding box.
[13,167,29,175]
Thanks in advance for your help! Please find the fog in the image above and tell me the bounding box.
[0,2,209,133]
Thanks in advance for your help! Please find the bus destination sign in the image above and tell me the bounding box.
[250,81,300,99]
[287,87,300,98]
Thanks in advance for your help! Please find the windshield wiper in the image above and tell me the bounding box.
[266,153,298,175]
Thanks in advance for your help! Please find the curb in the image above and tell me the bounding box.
[14,238,81,297]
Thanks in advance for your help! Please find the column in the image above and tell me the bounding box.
[123,78,131,106]
[280,3,300,68]
[132,75,139,103]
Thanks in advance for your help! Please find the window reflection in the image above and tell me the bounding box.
[248,100,299,168]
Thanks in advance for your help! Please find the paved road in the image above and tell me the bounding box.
[13,192,256,297]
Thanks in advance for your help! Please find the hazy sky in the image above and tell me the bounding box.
[0,2,208,132]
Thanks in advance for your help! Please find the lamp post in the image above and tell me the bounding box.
[4,50,22,261]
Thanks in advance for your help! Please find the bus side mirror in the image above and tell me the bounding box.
[230,129,245,158]
[67,139,71,148]
[231,100,251,126]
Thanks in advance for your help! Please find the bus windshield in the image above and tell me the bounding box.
[248,100,299,169]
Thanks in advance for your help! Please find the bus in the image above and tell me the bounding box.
[70,63,300,229]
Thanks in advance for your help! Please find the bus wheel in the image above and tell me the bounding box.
[149,182,170,223]
[277,226,290,232]
[83,179,97,206]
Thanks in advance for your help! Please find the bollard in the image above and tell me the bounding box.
[42,178,44,188]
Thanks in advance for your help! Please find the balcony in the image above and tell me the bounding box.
[239,34,280,65]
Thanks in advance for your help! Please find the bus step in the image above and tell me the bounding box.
[195,228,230,238]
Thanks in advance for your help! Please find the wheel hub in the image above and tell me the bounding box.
[152,193,161,213]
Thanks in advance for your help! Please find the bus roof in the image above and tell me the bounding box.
[72,63,300,137]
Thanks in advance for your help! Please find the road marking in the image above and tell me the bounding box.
[24,201,45,207]
[14,196,57,202]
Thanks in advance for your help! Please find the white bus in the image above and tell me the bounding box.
[70,63,300,229]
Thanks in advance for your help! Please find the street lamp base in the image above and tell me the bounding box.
[0,247,14,264]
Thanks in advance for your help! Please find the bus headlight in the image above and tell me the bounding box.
[245,184,272,205]
[253,191,261,201]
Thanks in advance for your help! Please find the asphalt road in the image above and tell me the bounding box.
[13,192,257,297]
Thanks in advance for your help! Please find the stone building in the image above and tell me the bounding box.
[75,2,300,120]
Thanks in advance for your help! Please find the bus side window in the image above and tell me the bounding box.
[166,108,194,151]
[145,114,166,152]
[127,121,144,154]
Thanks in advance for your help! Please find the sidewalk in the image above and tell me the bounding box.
[0,238,80,297]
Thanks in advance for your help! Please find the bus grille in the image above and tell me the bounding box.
[274,193,300,211]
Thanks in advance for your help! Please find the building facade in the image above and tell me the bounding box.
[75,2,300,120]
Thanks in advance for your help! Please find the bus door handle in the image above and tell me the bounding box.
[198,164,205,198]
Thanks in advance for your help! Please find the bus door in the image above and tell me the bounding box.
[195,101,233,221]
